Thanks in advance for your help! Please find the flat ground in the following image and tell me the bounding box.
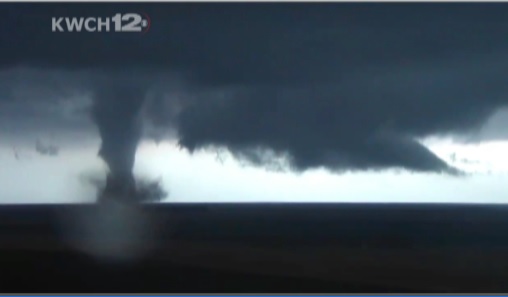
[1,203,508,292]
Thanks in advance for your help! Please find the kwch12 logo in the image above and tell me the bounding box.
[52,13,151,33]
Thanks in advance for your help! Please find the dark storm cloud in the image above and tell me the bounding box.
[176,50,508,173]
[2,3,508,173]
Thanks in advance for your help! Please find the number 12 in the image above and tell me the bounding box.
[112,13,143,32]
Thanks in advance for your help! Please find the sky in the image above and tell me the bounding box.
[1,3,508,204]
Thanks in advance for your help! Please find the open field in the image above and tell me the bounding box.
[1,203,508,292]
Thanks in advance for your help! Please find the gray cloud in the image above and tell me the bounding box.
[174,52,508,173]
[3,3,508,175]
[35,139,59,157]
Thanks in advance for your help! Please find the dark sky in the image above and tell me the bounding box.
[2,2,508,174]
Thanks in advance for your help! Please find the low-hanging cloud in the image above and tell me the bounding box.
[2,3,508,176]
[35,139,59,157]
[174,50,508,173]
